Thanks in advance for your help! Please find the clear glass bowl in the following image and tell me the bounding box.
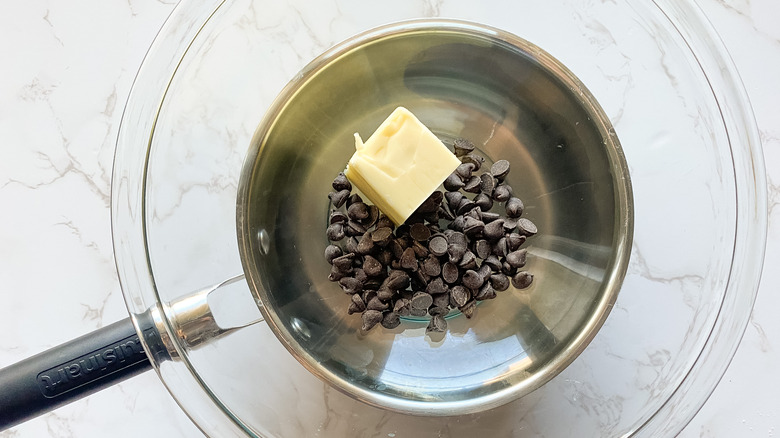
[112,0,766,437]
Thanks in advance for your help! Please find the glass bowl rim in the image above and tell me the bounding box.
[111,0,767,436]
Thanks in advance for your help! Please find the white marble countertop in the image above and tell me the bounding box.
[0,1,777,436]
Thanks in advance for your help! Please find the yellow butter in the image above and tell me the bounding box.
[345,107,461,225]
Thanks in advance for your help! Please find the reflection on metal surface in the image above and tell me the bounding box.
[236,19,632,415]
[166,274,264,350]
[257,229,270,255]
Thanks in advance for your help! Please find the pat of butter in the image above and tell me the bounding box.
[345,107,461,225]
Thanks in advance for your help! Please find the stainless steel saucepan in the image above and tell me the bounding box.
[0,1,765,436]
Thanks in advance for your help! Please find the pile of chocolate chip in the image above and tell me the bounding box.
[325,138,536,333]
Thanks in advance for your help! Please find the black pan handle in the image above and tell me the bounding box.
[0,313,169,430]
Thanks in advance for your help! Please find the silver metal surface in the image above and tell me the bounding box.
[164,274,263,351]
[236,20,633,415]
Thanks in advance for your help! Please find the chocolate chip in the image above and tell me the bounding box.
[445,191,464,209]
[345,220,367,237]
[447,243,466,264]
[421,255,442,277]
[324,245,342,264]
[438,205,455,221]
[411,292,434,309]
[410,223,432,241]
[429,190,444,206]
[506,197,524,218]
[465,208,481,220]
[444,173,465,191]
[502,261,518,277]
[477,263,493,282]
[346,193,362,207]
[361,290,377,304]
[449,215,466,232]
[388,239,404,260]
[415,191,442,215]
[503,217,518,233]
[375,215,395,230]
[393,298,412,316]
[479,173,496,194]
[462,270,483,290]
[367,296,389,311]
[506,249,528,268]
[413,269,429,289]
[462,216,485,236]
[483,219,505,241]
[407,212,426,225]
[432,292,450,309]
[474,239,492,259]
[365,280,383,291]
[490,273,510,291]
[426,277,448,295]
[475,282,495,301]
[329,189,351,208]
[332,172,352,191]
[363,255,384,277]
[339,277,363,294]
[332,253,355,272]
[412,240,429,258]
[386,269,411,290]
[461,153,484,171]
[429,235,448,256]
[326,223,345,241]
[345,236,359,254]
[463,176,481,193]
[361,310,383,331]
[459,300,476,318]
[456,198,477,215]
[481,211,501,223]
[409,307,428,317]
[453,138,475,157]
[399,290,413,301]
[493,184,512,202]
[348,202,369,221]
[490,160,510,179]
[442,262,460,284]
[397,247,416,271]
[328,265,346,282]
[516,218,538,236]
[376,286,395,301]
[506,233,526,251]
[354,268,367,284]
[447,231,468,247]
[450,285,470,307]
[512,271,534,289]
[494,237,509,257]
[364,205,380,227]
[428,306,449,317]
[474,193,493,211]
[347,293,366,314]
[329,210,348,224]
[483,255,502,272]
[381,311,401,329]
[356,232,374,255]
[427,314,447,333]
[371,227,393,246]
[456,162,475,179]
[458,250,477,270]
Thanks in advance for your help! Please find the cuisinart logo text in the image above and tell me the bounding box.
[36,334,147,397]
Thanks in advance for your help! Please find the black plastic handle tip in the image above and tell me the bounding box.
[0,314,168,430]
